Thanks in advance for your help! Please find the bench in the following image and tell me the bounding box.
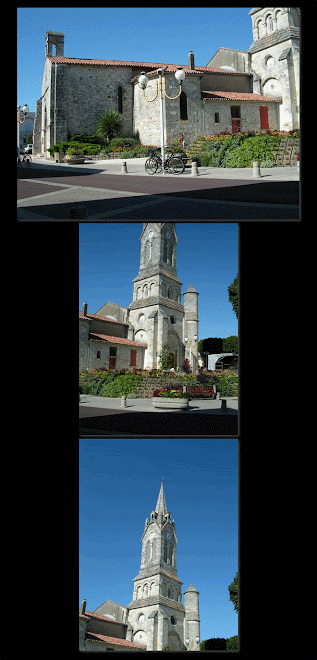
[186,385,216,399]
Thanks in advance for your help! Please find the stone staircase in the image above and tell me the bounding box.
[270,136,299,166]
[186,135,300,167]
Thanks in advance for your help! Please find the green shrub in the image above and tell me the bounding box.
[99,373,141,397]
[110,137,141,149]
[216,372,238,396]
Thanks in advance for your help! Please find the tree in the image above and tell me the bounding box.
[158,343,173,370]
[96,110,123,145]
[198,337,223,356]
[228,572,238,612]
[228,274,238,319]
[223,336,238,353]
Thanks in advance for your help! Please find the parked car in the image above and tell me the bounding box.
[23,144,33,154]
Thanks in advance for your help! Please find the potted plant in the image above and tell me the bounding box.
[152,387,190,410]
[65,147,86,164]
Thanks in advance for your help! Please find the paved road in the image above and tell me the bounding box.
[79,407,238,436]
[17,158,300,220]
[79,395,238,436]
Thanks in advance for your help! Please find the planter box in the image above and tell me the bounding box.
[65,157,85,164]
[152,397,189,410]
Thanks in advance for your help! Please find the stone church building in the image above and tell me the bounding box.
[79,481,200,651]
[34,7,300,155]
[79,223,199,373]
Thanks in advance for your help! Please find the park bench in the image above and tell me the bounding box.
[186,385,216,399]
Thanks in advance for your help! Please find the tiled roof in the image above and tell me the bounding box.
[201,90,280,102]
[89,332,147,347]
[48,56,174,67]
[79,311,126,324]
[86,632,145,649]
[80,610,126,625]
[48,56,249,76]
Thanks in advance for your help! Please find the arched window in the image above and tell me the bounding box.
[266,14,273,32]
[180,91,188,120]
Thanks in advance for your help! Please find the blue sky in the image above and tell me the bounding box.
[18,7,252,112]
[79,437,238,642]
[79,223,238,341]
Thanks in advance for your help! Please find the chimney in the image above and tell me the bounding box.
[188,51,195,70]
[82,301,87,316]
[81,599,87,614]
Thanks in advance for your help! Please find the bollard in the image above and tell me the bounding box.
[253,161,261,178]
[70,204,87,219]
[191,160,199,176]
[221,399,227,410]
[121,395,127,408]
[122,160,128,174]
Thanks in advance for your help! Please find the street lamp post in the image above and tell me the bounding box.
[138,66,185,175]
[17,104,29,159]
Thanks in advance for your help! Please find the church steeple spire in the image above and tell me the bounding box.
[155,479,167,517]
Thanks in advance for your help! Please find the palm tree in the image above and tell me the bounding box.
[96,110,123,145]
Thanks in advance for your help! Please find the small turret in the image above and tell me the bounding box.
[183,284,199,374]
[184,582,200,651]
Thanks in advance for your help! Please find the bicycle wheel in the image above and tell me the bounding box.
[145,157,158,175]
[23,154,32,163]
[168,157,185,174]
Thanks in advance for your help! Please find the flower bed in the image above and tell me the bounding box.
[79,368,238,398]
[189,130,300,168]
[152,387,189,399]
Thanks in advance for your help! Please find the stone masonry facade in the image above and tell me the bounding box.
[34,11,299,155]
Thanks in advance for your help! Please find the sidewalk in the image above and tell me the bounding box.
[79,394,238,413]
[30,156,299,181]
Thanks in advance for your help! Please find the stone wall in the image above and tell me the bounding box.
[64,64,133,137]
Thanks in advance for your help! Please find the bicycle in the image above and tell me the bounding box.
[145,148,185,175]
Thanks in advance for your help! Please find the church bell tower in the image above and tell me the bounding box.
[127,481,186,651]
[128,223,186,370]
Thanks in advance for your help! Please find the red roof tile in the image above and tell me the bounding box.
[89,332,147,348]
[48,56,172,67]
[80,610,126,625]
[79,311,126,324]
[86,632,145,649]
[201,90,279,102]
[48,56,249,76]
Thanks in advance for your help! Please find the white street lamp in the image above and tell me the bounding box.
[138,66,185,175]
